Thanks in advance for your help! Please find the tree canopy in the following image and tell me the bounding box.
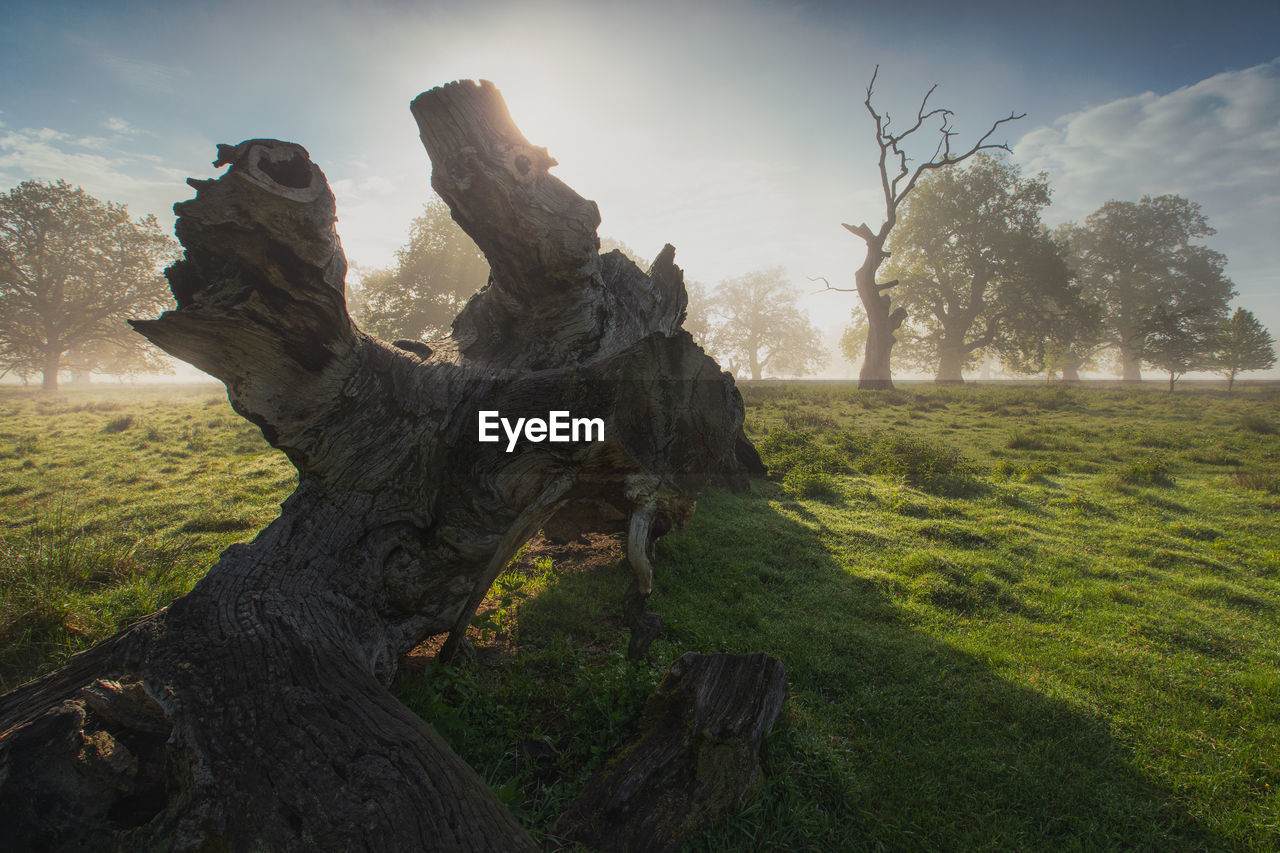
[0,180,177,390]
[1139,302,1222,391]
[705,268,826,380]
[880,154,1086,382]
[1059,195,1234,381]
[1212,307,1276,392]
[356,198,490,341]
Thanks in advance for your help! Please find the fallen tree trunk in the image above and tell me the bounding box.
[0,80,756,851]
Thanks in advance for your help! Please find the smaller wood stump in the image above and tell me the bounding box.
[554,652,786,852]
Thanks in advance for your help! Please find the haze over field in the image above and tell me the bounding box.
[2,0,1277,378]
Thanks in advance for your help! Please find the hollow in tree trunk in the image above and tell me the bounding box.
[0,80,757,852]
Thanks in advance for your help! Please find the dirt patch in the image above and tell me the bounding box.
[514,532,624,575]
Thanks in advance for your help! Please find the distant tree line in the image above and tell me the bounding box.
[836,156,1275,390]
[830,68,1275,391]
[344,69,1275,391]
[0,177,829,390]
[3,139,1274,392]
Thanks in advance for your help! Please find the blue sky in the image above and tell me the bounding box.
[2,0,1277,378]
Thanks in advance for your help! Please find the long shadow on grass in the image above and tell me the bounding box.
[503,483,1224,851]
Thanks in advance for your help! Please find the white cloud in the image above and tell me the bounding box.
[1014,58,1280,346]
[330,166,433,271]
[0,127,194,226]
[103,116,138,135]
[1016,59,1280,222]
[330,175,398,201]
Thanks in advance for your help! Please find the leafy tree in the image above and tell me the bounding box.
[0,334,40,384]
[824,66,1024,389]
[0,180,177,391]
[1000,293,1105,382]
[67,335,174,383]
[357,199,490,341]
[682,279,721,354]
[1212,307,1276,392]
[1059,195,1234,380]
[840,307,869,368]
[1025,307,1108,381]
[599,236,648,268]
[708,268,826,380]
[1140,302,1221,391]
[879,154,1086,383]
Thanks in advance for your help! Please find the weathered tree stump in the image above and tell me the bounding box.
[0,80,758,851]
[553,652,787,852]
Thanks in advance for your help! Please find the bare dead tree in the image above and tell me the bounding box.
[823,66,1024,390]
[0,80,761,852]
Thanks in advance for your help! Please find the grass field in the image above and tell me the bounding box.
[2,381,1279,849]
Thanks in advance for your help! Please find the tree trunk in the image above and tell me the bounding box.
[1061,359,1083,383]
[979,355,995,380]
[42,348,60,392]
[1121,350,1143,382]
[859,321,896,389]
[1227,368,1237,393]
[1168,371,1177,392]
[0,80,757,852]
[854,239,903,391]
[934,342,966,384]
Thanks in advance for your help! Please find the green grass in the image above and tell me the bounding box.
[0,384,294,688]
[3,382,1280,849]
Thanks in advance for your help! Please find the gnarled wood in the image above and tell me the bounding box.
[552,652,787,852]
[0,80,756,851]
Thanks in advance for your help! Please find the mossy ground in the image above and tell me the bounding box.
[3,381,1279,849]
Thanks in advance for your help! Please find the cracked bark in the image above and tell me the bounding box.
[0,80,756,851]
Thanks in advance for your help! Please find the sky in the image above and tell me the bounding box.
[2,0,1278,379]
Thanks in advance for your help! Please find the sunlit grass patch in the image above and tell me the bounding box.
[0,501,200,689]
[1110,451,1177,488]
[781,463,842,502]
[0,385,292,687]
